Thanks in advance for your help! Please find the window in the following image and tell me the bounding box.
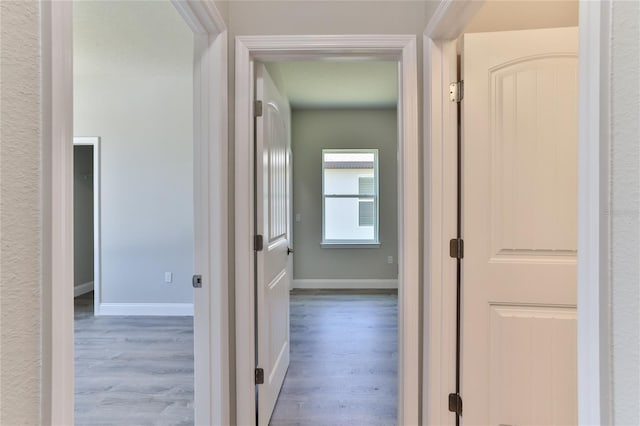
[322,149,379,246]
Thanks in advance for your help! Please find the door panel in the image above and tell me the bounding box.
[255,63,291,426]
[489,305,577,426]
[462,27,578,426]
[490,56,578,259]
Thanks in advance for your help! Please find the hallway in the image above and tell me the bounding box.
[270,290,398,426]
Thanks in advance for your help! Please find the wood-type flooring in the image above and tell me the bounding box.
[74,292,194,425]
[269,290,398,426]
[74,290,397,426]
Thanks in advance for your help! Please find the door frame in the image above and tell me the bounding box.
[423,1,612,425]
[234,35,420,426]
[72,137,101,301]
[41,1,229,425]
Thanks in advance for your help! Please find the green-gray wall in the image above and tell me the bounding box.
[292,109,398,281]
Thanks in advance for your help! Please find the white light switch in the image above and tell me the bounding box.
[387,256,393,264]
[164,272,173,283]
[295,213,301,223]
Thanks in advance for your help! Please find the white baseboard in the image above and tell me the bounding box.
[97,303,194,316]
[74,281,94,297]
[292,278,398,289]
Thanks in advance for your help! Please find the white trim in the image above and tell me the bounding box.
[425,0,484,41]
[74,281,94,297]
[41,1,74,424]
[577,1,611,424]
[292,279,398,290]
[73,136,101,317]
[320,243,381,248]
[423,4,482,423]
[170,2,229,425]
[172,0,226,34]
[422,36,460,426]
[235,34,420,426]
[47,2,228,425]
[97,303,194,317]
[423,1,609,425]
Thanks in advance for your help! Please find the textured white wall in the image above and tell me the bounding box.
[74,1,195,305]
[0,1,42,424]
[611,1,640,424]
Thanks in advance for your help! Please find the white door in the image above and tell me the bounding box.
[255,63,292,425]
[462,27,578,426]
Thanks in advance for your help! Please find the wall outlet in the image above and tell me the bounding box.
[387,256,393,264]
[164,272,173,283]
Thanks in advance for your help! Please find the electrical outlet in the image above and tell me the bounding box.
[164,272,173,283]
[387,256,393,264]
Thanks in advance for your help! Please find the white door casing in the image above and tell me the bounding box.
[462,27,578,426]
[234,35,419,426]
[255,63,292,425]
[42,1,229,424]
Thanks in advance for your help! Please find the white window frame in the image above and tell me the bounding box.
[321,148,380,247]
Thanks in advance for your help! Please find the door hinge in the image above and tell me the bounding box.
[254,100,263,117]
[449,81,464,103]
[255,368,264,384]
[192,274,202,288]
[448,393,463,416]
[449,238,464,259]
[254,234,264,252]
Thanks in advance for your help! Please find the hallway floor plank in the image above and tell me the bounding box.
[74,292,194,426]
[270,290,398,426]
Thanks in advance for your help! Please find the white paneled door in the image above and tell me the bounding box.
[461,27,578,426]
[255,63,292,426]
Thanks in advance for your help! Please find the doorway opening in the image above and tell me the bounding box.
[73,137,99,301]
[72,2,195,424]
[424,1,582,425]
[234,35,420,426]
[258,61,400,424]
[46,1,228,424]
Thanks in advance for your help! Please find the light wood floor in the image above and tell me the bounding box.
[74,290,397,426]
[270,290,398,426]
[74,292,194,426]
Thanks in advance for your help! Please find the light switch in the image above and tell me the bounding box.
[387,256,393,264]
[295,213,301,223]
[164,272,173,283]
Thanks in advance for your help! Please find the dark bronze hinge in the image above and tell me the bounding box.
[448,392,463,416]
[254,234,264,252]
[449,238,464,259]
[254,100,263,117]
[255,368,264,384]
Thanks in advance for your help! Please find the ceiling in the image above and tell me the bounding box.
[464,0,578,33]
[265,61,398,109]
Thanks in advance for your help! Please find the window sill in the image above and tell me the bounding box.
[320,242,381,249]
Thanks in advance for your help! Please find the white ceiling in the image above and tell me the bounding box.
[464,0,578,33]
[265,61,398,109]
